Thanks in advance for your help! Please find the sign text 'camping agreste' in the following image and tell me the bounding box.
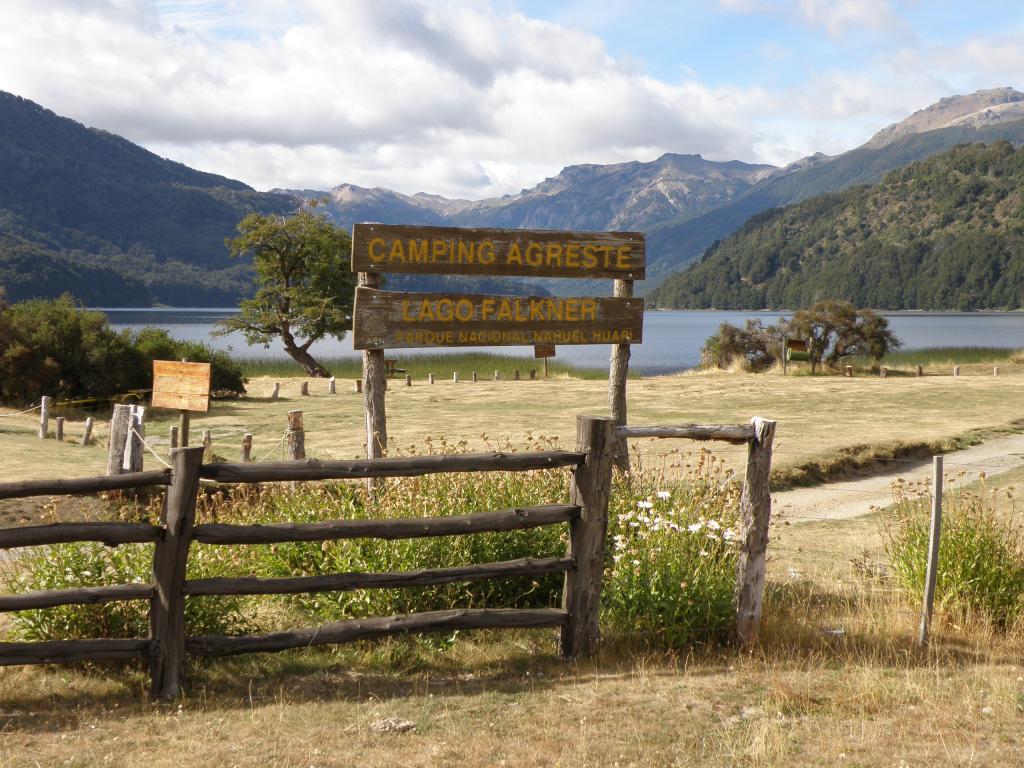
[351,224,645,281]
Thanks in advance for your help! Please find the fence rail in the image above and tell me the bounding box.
[0,413,775,700]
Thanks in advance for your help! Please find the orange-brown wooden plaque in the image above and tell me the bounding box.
[353,287,643,350]
[152,361,212,412]
[351,224,645,281]
[534,344,556,358]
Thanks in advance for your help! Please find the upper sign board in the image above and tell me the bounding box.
[151,360,212,412]
[353,287,643,350]
[351,224,645,281]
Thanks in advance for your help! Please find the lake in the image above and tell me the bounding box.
[101,309,1024,375]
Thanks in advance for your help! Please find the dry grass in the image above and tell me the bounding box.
[2,361,1024,485]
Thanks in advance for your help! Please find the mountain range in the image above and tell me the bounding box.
[1,87,1023,306]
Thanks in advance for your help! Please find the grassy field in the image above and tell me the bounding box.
[2,361,1024,765]
[3,356,1023,485]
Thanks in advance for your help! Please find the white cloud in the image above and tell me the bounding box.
[798,0,907,38]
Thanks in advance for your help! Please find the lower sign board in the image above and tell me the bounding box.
[151,360,212,412]
[353,287,643,350]
[534,344,556,358]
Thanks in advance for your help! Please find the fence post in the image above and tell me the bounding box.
[453,371,459,383]
[287,410,305,460]
[406,374,412,387]
[38,396,51,439]
[734,416,777,649]
[609,278,633,473]
[106,404,132,475]
[124,406,146,473]
[55,416,64,442]
[472,371,478,383]
[428,373,435,385]
[150,445,204,700]
[919,455,944,648]
[241,433,253,462]
[81,416,93,447]
[328,377,336,395]
[301,381,309,396]
[169,425,179,450]
[561,415,616,660]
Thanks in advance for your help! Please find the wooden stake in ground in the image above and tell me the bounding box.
[241,433,253,463]
[734,416,777,649]
[55,416,64,442]
[178,410,190,447]
[359,271,387,460]
[106,404,132,476]
[919,455,944,648]
[287,410,305,460]
[609,279,633,472]
[81,416,93,447]
[38,396,51,439]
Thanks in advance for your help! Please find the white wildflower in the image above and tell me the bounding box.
[687,522,703,533]
[723,529,737,542]
[637,500,654,510]
[631,559,641,566]
[699,549,709,557]
[707,520,721,531]
[657,491,671,500]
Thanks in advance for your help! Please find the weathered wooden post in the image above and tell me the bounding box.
[271,382,280,400]
[328,377,336,394]
[169,425,179,449]
[178,411,190,447]
[241,433,253,462]
[150,445,204,700]
[428,373,435,385]
[300,381,309,396]
[354,379,362,394]
[201,429,212,461]
[55,416,64,442]
[359,271,388,461]
[453,371,460,383]
[917,365,924,377]
[81,416,93,447]
[953,366,960,377]
[494,370,500,381]
[405,374,412,387]
[38,396,51,439]
[994,366,1000,376]
[734,416,777,649]
[609,278,633,472]
[880,366,888,379]
[287,410,305,460]
[919,455,944,649]
[106,404,132,475]
[561,415,616,660]
[124,406,146,472]
[472,371,478,383]
[844,365,853,377]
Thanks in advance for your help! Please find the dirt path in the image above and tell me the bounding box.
[774,433,1024,523]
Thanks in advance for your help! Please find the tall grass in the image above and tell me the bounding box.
[882,476,1024,628]
[237,352,615,380]
[871,346,1014,368]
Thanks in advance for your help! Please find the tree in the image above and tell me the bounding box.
[701,319,783,371]
[215,203,356,376]
[781,300,899,372]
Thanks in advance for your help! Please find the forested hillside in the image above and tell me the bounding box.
[0,91,295,305]
[648,141,1024,310]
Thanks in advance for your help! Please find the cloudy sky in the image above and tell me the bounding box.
[2,0,1021,198]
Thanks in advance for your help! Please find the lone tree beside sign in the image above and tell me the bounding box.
[216,202,356,377]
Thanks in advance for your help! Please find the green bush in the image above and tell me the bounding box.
[883,481,1024,628]
[0,295,246,403]
[2,441,742,650]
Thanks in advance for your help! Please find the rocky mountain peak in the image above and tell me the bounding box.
[864,87,1024,149]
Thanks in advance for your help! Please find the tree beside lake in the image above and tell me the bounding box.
[216,202,356,377]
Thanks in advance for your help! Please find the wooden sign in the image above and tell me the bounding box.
[353,287,643,350]
[534,344,556,358]
[351,224,645,281]
[151,361,212,412]
[785,339,809,352]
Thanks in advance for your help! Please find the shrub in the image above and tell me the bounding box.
[701,319,781,371]
[883,479,1024,628]
[131,327,246,396]
[604,450,740,647]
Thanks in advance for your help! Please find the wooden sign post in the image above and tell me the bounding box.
[351,224,645,463]
[151,361,212,449]
[534,344,556,379]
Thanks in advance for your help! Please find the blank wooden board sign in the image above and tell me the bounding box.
[152,361,212,412]
[534,344,556,358]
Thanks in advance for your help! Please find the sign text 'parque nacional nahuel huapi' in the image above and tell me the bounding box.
[351,224,645,351]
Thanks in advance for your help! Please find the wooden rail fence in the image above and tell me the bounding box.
[0,414,775,699]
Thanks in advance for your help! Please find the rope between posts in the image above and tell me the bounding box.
[254,431,289,463]
[0,403,42,417]
[131,427,172,470]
